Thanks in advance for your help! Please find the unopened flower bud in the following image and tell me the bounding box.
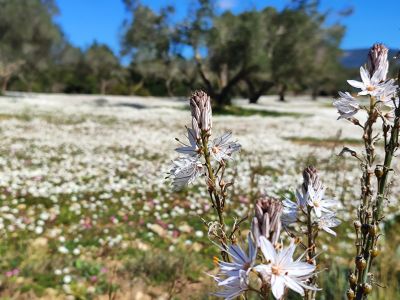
[354,220,361,231]
[348,273,357,285]
[346,288,355,300]
[371,247,380,258]
[362,283,372,294]
[302,166,323,193]
[252,197,283,246]
[356,256,367,270]
[189,90,212,139]
[384,110,395,122]
[350,118,360,126]
[375,166,384,178]
[367,43,388,81]
[368,224,378,236]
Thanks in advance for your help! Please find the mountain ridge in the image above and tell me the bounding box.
[341,48,400,68]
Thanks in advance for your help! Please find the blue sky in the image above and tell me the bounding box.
[55,0,400,56]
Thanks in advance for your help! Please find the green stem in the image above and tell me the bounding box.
[305,206,316,300]
[355,106,400,300]
[201,132,225,231]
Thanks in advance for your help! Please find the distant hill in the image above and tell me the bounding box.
[341,48,400,69]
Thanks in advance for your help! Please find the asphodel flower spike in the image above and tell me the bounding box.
[251,197,283,246]
[189,90,212,139]
[367,43,389,82]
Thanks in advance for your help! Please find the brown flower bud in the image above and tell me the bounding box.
[189,90,212,139]
[302,166,323,193]
[251,197,283,245]
[346,288,355,300]
[371,247,380,258]
[362,283,372,294]
[375,166,384,178]
[367,43,388,81]
[356,256,367,270]
[368,224,378,237]
[354,220,361,231]
[348,273,357,285]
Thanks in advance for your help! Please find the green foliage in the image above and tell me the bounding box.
[212,105,307,117]
[0,0,348,102]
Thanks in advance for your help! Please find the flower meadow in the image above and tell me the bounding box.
[1,45,400,299]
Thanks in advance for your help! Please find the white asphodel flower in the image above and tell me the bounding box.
[281,198,299,226]
[281,188,310,226]
[333,91,360,119]
[175,127,199,156]
[254,237,317,299]
[307,186,340,218]
[209,132,241,162]
[316,213,341,236]
[213,269,249,300]
[167,156,203,190]
[212,234,257,299]
[347,66,396,97]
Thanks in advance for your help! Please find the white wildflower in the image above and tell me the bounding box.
[281,188,308,226]
[63,275,72,284]
[167,156,203,190]
[347,66,396,97]
[316,213,341,236]
[175,127,199,156]
[212,234,257,299]
[254,237,317,299]
[333,92,359,119]
[307,186,340,218]
[209,132,241,162]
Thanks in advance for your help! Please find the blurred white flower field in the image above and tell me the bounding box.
[0,93,399,299]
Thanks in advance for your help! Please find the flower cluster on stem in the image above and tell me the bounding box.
[282,166,341,300]
[333,43,400,300]
[167,92,341,300]
[167,90,241,257]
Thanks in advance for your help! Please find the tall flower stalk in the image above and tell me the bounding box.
[168,90,241,259]
[282,166,341,300]
[167,91,331,299]
[334,43,399,299]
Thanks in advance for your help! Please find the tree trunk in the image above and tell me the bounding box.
[214,92,231,107]
[165,78,174,97]
[312,88,318,101]
[1,76,10,93]
[100,80,107,95]
[279,84,286,102]
[246,80,273,104]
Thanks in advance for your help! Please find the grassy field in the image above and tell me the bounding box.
[0,93,399,299]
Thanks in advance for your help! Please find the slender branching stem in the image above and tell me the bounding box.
[304,206,317,300]
[355,98,400,299]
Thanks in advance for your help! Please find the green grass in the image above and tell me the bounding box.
[213,105,308,117]
[286,136,364,147]
[178,104,308,118]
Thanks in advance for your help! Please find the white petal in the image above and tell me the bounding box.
[358,90,369,96]
[283,261,315,277]
[321,199,341,208]
[277,241,296,266]
[259,236,277,264]
[271,275,285,299]
[323,226,337,236]
[247,234,257,262]
[360,66,370,85]
[347,80,365,89]
[284,275,305,296]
